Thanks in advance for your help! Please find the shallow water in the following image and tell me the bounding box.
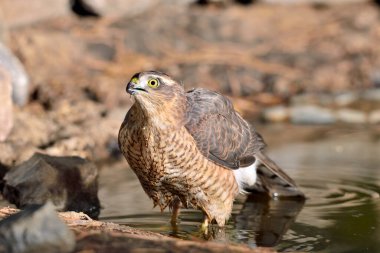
[98,127,380,252]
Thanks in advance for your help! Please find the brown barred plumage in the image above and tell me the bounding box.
[118,71,304,227]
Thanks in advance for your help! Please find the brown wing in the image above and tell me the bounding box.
[185,88,265,170]
[185,88,304,198]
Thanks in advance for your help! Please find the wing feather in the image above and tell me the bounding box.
[184,88,304,198]
[185,88,264,170]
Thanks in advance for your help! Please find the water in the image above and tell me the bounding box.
[98,127,380,252]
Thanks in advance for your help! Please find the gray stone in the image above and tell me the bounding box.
[262,106,289,122]
[336,109,367,124]
[2,153,100,219]
[0,202,75,253]
[290,105,336,124]
[0,43,29,106]
[369,110,380,124]
[334,92,359,107]
[0,66,13,142]
[362,88,380,102]
[290,94,318,106]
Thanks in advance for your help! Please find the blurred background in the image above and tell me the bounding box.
[1,0,380,162]
[1,0,380,252]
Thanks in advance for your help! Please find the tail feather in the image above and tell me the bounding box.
[248,152,305,199]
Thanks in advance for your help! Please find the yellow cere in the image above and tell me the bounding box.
[131,77,139,84]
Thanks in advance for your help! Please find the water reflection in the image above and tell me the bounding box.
[233,195,305,247]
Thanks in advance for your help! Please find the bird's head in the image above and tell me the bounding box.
[126,71,187,126]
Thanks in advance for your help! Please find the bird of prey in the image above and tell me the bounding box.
[118,71,304,227]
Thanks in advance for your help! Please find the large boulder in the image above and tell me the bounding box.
[0,202,75,253]
[2,153,100,219]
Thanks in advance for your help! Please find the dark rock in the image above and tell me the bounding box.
[0,163,8,192]
[70,0,101,17]
[0,43,29,106]
[70,0,160,18]
[0,202,75,253]
[0,66,13,141]
[2,153,100,219]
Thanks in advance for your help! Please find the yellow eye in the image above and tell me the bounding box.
[131,77,139,84]
[147,78,159,88]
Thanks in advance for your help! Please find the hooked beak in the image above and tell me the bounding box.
[126,82,148,95]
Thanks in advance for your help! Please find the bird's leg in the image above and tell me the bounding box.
[170,198,181,225]
[200,216,209,235]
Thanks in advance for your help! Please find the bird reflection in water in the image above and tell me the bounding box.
[195,193,305,247]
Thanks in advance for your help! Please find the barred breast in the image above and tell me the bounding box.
[119,118,239,226]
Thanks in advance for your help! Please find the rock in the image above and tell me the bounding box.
[371,70,380,88]
[2,153,100,219]
[0,43,29,106]
[262,106,289,122]
[369,110,380,124]
[0,202,75,253]
[0,67,13,142]
[71,0,160,18]
[7,109,58,147]
[0,0,69,27]
[336,109,367,124]
[334,92,359,107]
[290,105,336,124]
[362,88,380,102]
[290,94,319,106]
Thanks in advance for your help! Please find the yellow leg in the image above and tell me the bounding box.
[201,216,209,235]
[170,198,181,225]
